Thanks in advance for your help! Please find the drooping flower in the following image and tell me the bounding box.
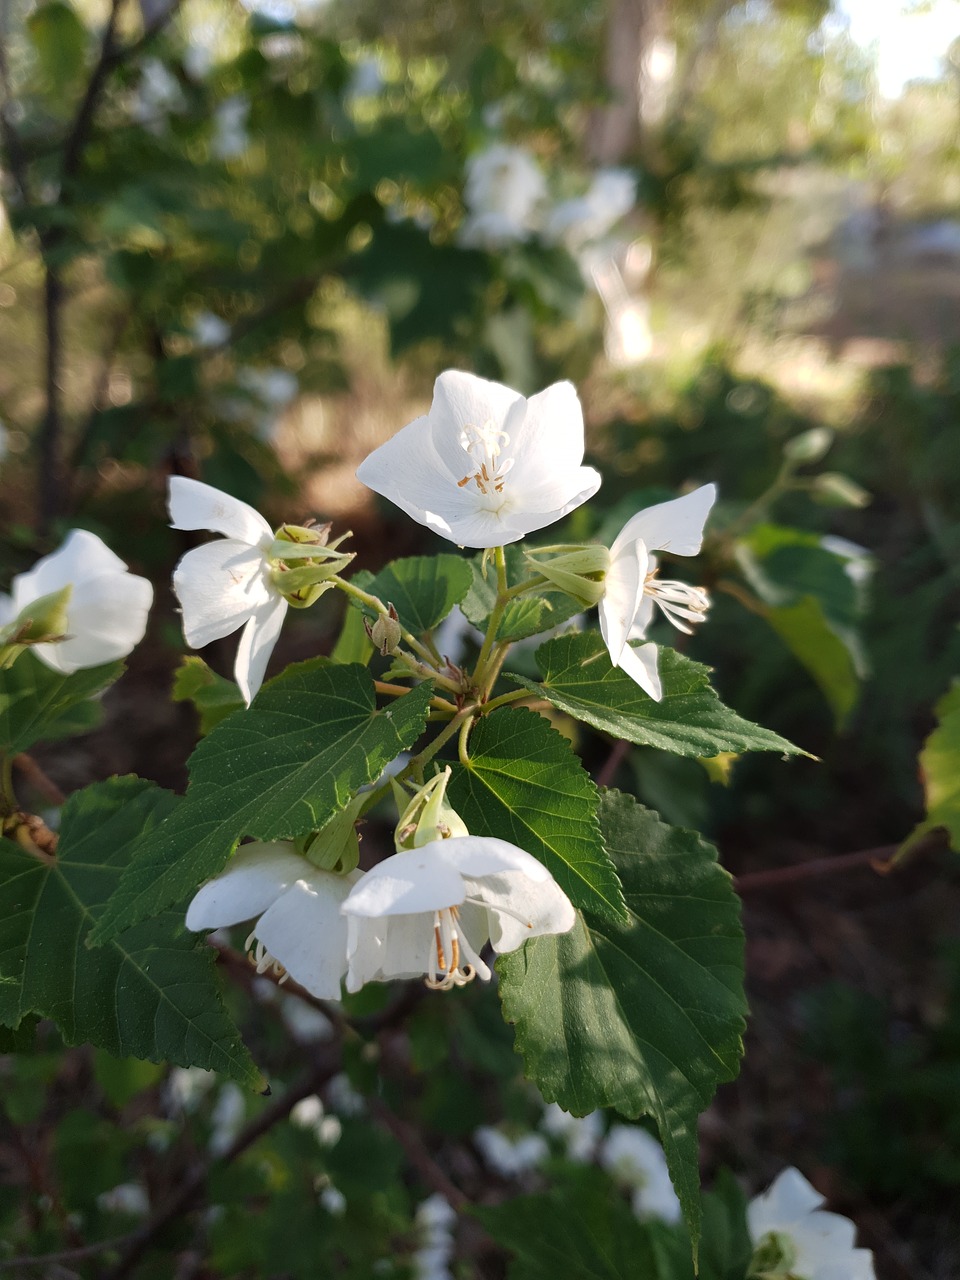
[598,484,716,701]
[0,528,153,673]
[341,834,576,992]
[598,1125,681,1224]
[356,370,601,549]
[185,841,359,1000]
[168,477,352,705]
[459,143,547,249]
[747,1167,876,1280]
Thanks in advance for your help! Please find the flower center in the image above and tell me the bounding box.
[457,422,514,497]
[245,930,289,983]
[424,905,486,992]
[643,569,710,636]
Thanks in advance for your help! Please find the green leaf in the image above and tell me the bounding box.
[736,524,869,727]
[171,656,245,735]
[90,660,433,945]
[358,555,473,636]
[26,2,88,100]
[448,708,626,922]
[474,1166,667,1279]
[497,790,747,1253]
[0,654,124,754]
[902,679,960,855]
[0,777,263,1088]
[509,633,807,758]
[462,546,582,642]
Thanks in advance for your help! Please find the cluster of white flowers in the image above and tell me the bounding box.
[411,1193,457,1280]
[748,1168,877,1280]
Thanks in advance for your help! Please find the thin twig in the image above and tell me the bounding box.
[0,1236,130,1272]
[595,739,631,789]
[13,754,66,807]
[733,835,943,893]
[367,1096,468,1211]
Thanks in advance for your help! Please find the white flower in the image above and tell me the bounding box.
[540,1104,603,1163]
[191,311,231,349]
[168,476,287,705]
[0,529,153,673]
[747,1168,877,1280]
[544,169,636,251]
[211,95,249,160]
[413,1193,457,1280]
[185,841,359,999]
[133,57,185,126]
[356,370,600,549]
[236,366,299,409]
[599,1125,681,1224]
[474,1126,548,1177]
[598,484,716,701]
[459,143,547,249]
[341,835,576,993]
[319,1185,347,1216]
[97,1183,150,1216]
[165,1066,217,1114]
[209,1082,246,1155]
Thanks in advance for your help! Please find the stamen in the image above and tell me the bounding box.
[245,930,288,982]
[423,906,482,993]
[643,570,710,636]
[457,421,514,496]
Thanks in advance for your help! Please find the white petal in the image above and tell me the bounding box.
[611,485,717,560]
[467,870,576,952]
[12,529,128,608]
[233,595,287,705]
[172,540,272,649]
[345,912,434,989]
[599,541,648,663]
[503,381,587,491]
[340,846,466,917]
[616,641,662,701]
[168,476,273,548]
[431,835,552,882]
[355,413,467,539]
[32,572,153,674]
[428,370,522,476]
[505,465,602,526]
[185,842,309,931]
[0,593,14,627]
[626,592,656,642]
[254,871,356,999]
[748,1167,825,1240]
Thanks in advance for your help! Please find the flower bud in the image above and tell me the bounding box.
[810,472,870,508]
[394,767,468,851]
[364,604,402,656]
[783,427,833,466]
[267,524,355,608]
[297,792,367,875]
[524,545,610,607]
[2,584,72,645]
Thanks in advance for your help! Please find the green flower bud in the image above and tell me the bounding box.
[810,472,871,508]
[297,792,367,875]
[267,523,355,607]
[524,545,610,607]
[783,427,834,466]
[394,767,468,851]
[364,604,402,656]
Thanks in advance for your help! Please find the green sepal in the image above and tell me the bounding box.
[524,545,609,607]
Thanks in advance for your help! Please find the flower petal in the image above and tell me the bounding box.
[747,1167,825,1239]
[599,541,648,664]
[617,641,662,701]
[185,842,309,931]
[427,370,523,478]
[233,594,287,705]
[430,835,552,882]
[355,413,466,538]
[345,912,434,990]
[254,870,357,999]
[168,476,273,547]
[503,381,587,491]
[611,484,716,560]
[32,572,153,674]
[466,870,576,952]
[341,846,467,917]
[12,529,128,608]
[173,540,272,650]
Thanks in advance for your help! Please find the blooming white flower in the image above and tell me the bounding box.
[544,169,636,251]
[599,1125,681,1224]
[0,529,153,673]
[598,484,716,701]
[356,370,600,549]
[459,143,547,249]
[185,841,360,999]
[747,1167,877,1280]
[169,477,287,705]
[341,834,576,992]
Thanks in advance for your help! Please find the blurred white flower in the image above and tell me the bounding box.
[345,54,384,105]
[0,529,153,673]
[599,1125,681,1224]
[540,1104,603,1163]
[97,1183,150,1216]
[166,1066,217,1114]
[413,1193,457,1280]
[133,58,185,127]
[598,485,716,701]
[236,366,299,409]
[280,994,335,1043]
[459,143,547,249]
[209,1082,246,1155]
[320,1185,347,1216]
[545,169,636,251]
[356,370,600,549]
[325,1072,366,1117]
[191,311,231,349]
[747,1167,876,1280]
[341,835,576,993]
[290,1095,325,1131]
[211,96,250,160]
[186,840,359,999]
[474,1126,548,1177]
[168,476,286,704]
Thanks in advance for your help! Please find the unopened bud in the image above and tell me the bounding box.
[525,545,610,607]
[783,427,833,465]
[394,767,468,851]
[364,604,402,656]
[297,792,366,875]
[811,472,870,508]
[268,524,355,608]
[2,584,72,646]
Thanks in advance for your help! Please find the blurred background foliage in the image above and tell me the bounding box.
[1,0,960,1275]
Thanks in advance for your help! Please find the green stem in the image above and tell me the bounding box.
[457,715,472,768]
[392,652,464,695]
[359,709,472,816]
[501,573,548,602]
[471,546,508,686]
[481,687,533,714]
[333,577,438,668]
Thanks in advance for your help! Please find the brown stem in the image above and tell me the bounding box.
[595,739,631,789]
[733,836,942,893]
[0,1237,130,1272]
[367,1096,468,1211]
[13,754,66,807]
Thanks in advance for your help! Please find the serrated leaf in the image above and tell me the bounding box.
[509,632,807,758]
[474,1166,667,1279]
[0,777,262,1088]
[902,679,960,855]
[171,656,245,735]
[90,660,433,945]
[462,546,582,642]
[448,707,626,922]
[354,555,473,636]
[497,790,747,1253]
[0,654,123,754]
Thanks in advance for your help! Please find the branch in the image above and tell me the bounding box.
[0,1237,130,1272]
[733,834,944,893]
[367,1096,468,1211]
